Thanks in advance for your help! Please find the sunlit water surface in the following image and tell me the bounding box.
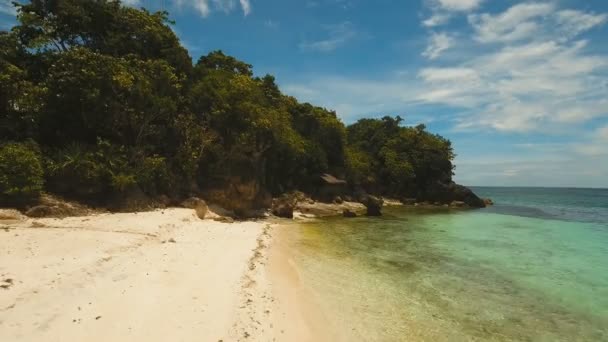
[282,187,608,341]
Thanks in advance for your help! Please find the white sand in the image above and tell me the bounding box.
[0,209,321,342]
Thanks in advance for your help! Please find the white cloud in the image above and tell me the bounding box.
[299,22,357,52]
[422,32,453,59]
[555,9,607,38]
[469,3,607,44]
[0,0,17,15]
[239,0,251,16]
[422,0,482,27]
[468,2,554,43]
[286,2,608,136]
[422,13,451,27]
[434,0,484,12]
[174,0,251,17]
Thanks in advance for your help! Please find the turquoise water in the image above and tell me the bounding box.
[284,187,608,341]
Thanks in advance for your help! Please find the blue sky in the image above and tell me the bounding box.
[2,0,608,188]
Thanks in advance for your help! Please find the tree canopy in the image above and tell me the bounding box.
[0,0,458,207]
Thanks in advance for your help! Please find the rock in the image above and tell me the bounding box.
[343,209,357,218]
[271,195,295,219]
[214,216,235,223]
[26,205,63,218]
[30,221,46,228]
[360,195,383,216]
[272,203,294,219]
[203,179,271,218]
[333,196,343,204]
[421,182,486,208]
[401,198,417,205]
[450,201,467,208]
[483,198,494,206]
[295,201,366,217]
[181,197,208,219]
[0,209,25,221]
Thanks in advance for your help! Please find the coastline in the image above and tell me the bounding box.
[0,208,333,342]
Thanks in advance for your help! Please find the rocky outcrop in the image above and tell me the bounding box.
[360,195,384,216]
[181,197,208,219]
[343,209,357,218]
[296,201,366,217]
[484,198,494,206]
[420,182,486,208]
[24,194,94,218]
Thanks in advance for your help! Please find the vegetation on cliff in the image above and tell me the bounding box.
[0,0,480,210]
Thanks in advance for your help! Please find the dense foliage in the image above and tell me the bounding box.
[0,141,44,202]
[0,0,456,206]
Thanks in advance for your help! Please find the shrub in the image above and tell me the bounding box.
[45,139,135,197]
[0,142,44,201]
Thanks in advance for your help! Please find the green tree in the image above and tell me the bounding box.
[0,141,44,202]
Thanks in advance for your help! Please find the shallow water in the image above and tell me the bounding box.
[283,188,608,341]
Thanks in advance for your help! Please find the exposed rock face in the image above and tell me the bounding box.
[421,182,486,208]
[360,195,384,216]
[296,201,366,217]
[204,178,271,218]
[343,209,357,218]
[181,197,208,219]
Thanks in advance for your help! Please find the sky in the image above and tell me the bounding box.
[1,0,608,188]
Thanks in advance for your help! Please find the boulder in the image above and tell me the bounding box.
[26,205,63,218]
[484,198,494,206]
[343,209,357,218]
[271,194,297,219]
[181,197,208,219]
[450,201,467,208]
[272,202,294,219]
[0,209,25,221]
[360,195,383,216]
[333,196,344,204]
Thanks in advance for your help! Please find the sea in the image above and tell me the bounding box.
[281,187,608,341]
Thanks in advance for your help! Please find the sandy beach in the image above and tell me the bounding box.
[0,208,324,342]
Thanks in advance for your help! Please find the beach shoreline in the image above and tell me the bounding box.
[0,208,328,342]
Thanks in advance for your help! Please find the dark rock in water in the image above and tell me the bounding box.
[360,195,383,216]
[181,197,208,219]
[421,182,486,208]
[343,209,357,218]
[484,198,494,206]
